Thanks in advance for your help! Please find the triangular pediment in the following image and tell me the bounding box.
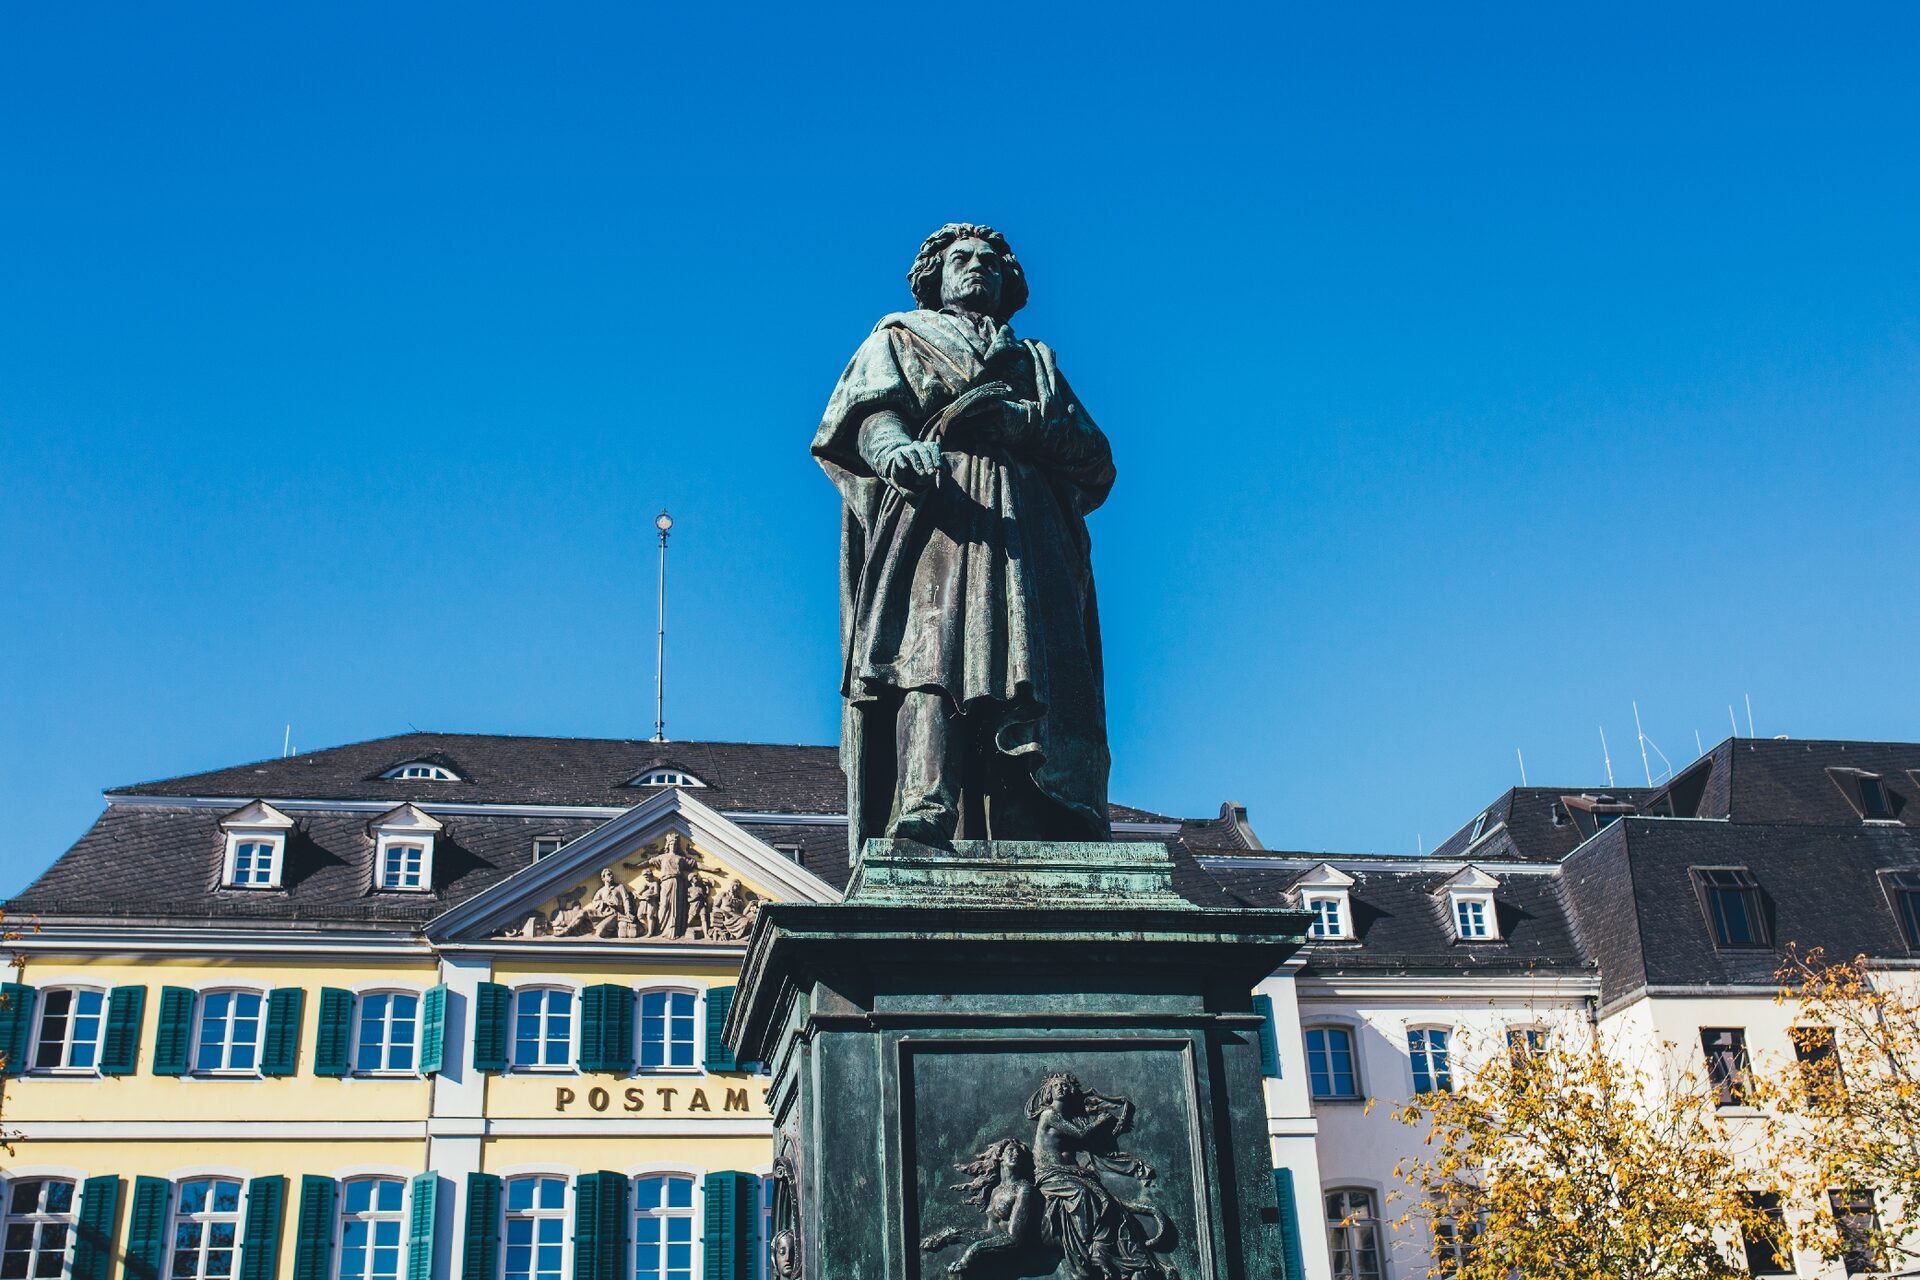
[1291,862,1355,890]
[219,800,294,831]
[1436,863,1501,894]
[426,787,840,945]
[369,803,443,835]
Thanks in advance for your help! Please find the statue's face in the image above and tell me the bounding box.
[939,237,1005,313]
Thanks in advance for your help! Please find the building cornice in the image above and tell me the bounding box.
[1293,972,1600,1001]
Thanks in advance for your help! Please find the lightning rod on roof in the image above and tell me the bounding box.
[1599,725,1616,788]
[283,725,291,759]
[1516,747,1528,786]
[1631,702,1673,786]
[1729,705,1740,739]
[653,510,674,743]
[1744,693,1755,738]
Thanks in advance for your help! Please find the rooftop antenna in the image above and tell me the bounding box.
[1744,693,1755,738]
[1599,725,1616,788]
[1695,729,1704,758]
[1632,702,1673,786]
[282,725,291,759]
[1516,747,1529,786]
[1417,833,1424,855]
[652,510,673,743]
[1729,705,1740,740]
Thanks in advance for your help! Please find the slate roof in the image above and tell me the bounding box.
[1564,815,1920,1009]
[1192,852,1590,977]
[11,732,1224,923]
[1638,737,1920,827]
[1429,786,1656,863]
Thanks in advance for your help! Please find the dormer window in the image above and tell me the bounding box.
[381,761,462,782]
[1693,867,1770,948]
[219,801,294,890]
[1291,863,1357,942]
[1827,767,1896,821]
[1303,893,1349,940]
[1438,865,1503,942]
[532,837,566,861]
[369,804,442,893]
[1468,812,1488,843]
[1561,793,1634,840]
[627,768,705,788]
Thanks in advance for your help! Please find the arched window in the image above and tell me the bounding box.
[338,1177,407,1280]
[355,991,421,1075]
[194,990,266,1075]
[380,762,461,782]
[1,1178,76,1278]
[632,1176,697,1280]
[32,987,105,1072]
[511,988,574,1070]
[626,769,705,788]
[169,1177,244,1279]
[637,989,698,1073]
[1304,1026,1360,1099]
[1407,1027,1453,1094]
[1324,1187,1384,1280]
[503,1176,568,1280]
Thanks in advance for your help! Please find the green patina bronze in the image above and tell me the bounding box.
[815,224,1114,858]
[737,225,1307,1278]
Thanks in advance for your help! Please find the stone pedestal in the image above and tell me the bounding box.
[726,839,1306,1280]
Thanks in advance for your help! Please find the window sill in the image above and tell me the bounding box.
[637,1066,703,1077]
[510,1065,576,1075]
[1310,1094,1367,1105]
[26,1067,101,1079]
[351,1071,422,1080]
[190,1071,264,1080]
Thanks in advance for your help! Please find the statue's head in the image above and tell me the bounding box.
[600,868,616,886]
[991,1138,1032,1181]
[908,223,1029,321]
[1027,1071,1085,1117]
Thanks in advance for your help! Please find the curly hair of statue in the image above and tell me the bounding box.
[907,222,1030,319]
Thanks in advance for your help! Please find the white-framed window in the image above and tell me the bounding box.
[369,804,441,894]
[354,991,421,1075]
[380,762,461,782]
[1325,1188,1384,1280]
[1305,1026,1360,1099]
[637,989,699,1073]
[511,988,574,1071]
[168,1177,243,1280]
[1,1177,76,1278]
[1302,892,1350,941]
[229,839,282,887]
[1408,1027,1453,1093]
[1506,1026,1550,1062]
[1451,892,1497,941]
[31,987,106,1073]
[337,1176,406,1280]
[194,990,265,1075]
[378,841,429,891]
[627,769,705,788]
[772,843,805,865]
[632,1175,698,1280]
[218,801,294,890]
[502,1176,568,1280]
[1468,811,1488,843]
[532,838,566,861]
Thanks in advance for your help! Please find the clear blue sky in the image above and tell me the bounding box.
[4,4,1917,895]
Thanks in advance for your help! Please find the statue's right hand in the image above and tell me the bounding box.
[882,440,942,492]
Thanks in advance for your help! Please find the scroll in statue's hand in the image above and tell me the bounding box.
[880,439,943,493]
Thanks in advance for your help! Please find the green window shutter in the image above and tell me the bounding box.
[1273,1167,1305,1280]
[313,988,354,1077]
[473,983,510,1073]
[405,1172,439,1280]
[579,985,633,1074]
[1253,994,1281,1078]
[239,1175,287,1280]
[462,1172,502,1280]
[261,988,305,1077]
[703,986,738,1073]
[0,982,37,1077]
[572,1172,627,1280]
[420,985,448,1075]
[290,1175,337,1280]
[702,1171,754,1280]
[100,986,146,1076]
[122,1176,170,1280]
[72,1175,121,1280]
[152,987,196,1076]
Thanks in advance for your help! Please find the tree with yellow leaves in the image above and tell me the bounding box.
[1394,1022,1790,1280]
[1772,945,1920,1274]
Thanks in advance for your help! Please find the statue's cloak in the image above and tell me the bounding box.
[813,309,1115,858]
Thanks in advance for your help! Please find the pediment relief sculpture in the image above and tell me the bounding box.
[502,831,761,943]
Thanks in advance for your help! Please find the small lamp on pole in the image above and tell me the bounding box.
[652,510,673,743]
